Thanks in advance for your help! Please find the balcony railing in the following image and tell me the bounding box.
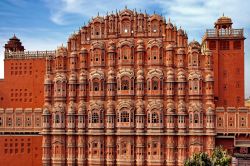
[5,50,56,59]
[203,28,244,39]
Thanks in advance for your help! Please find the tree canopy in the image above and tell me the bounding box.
[184,146,231,166]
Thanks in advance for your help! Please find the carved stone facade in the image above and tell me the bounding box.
[0,8,249,166]
[41,8,216,166]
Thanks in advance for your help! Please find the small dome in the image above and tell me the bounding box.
[136,100,144,111]
[136,44,144,52]
[188,40,201,49]
[108,75,114,81]
[205,49,212,56]
[78,102,86,114]
[137,75,144,81]
[178,101,186,110]
[44,74,52,84]
[166,44,174,51]
[70,51,77,57]
[108,70,115,81]
[205,74,214,82]
[56,45,67,57]
[177,48,185,55]
[5,34,25,52]
[173,25,177,31]
[108,45,116,52]
[177,71,186,81]
[80,47,88,53]
[70,33,78,39]
[215,15,232,26]
[137,39,144,45]
[43,107,50,115]
[166,22,174,29]
[108,69,115,76]
[167,102,175,111]
[177,28,184,35]
[79,72,87,82]
[108,40,116,52]
[137,69,144,76]
[69,73,77,82]
[206,107,215,115]
[167,71,175,81]
[68,102,76,114]
[107,100,114,108]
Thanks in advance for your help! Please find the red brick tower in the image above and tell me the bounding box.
[202,15,245,107]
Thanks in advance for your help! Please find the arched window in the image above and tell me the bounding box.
[193,79,199,91]
[93,81,99,91]
[92,112,99,123]
[55,114,60,123]
[121,142,127,155]
[189,114,192,123]
[152,79,158,90]
[55,145,59,154]
[121,79,129,90]
[194,113,199,123]
[122,19,130,34]
[93,49,101,62]
[94,23,101,36]
[151,46,158,60]
[151,20,158,33]
[147,80,151,90]
[120,111,129,122]
[151,112,159,123]
[122,46,130,60]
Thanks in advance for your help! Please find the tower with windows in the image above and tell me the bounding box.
[202,15,245,107]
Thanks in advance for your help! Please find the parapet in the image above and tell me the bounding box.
[4,50,56,60]
[0,108,43,134]
[215,107,250,135]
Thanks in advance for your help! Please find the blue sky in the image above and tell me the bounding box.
[0,0,250,98]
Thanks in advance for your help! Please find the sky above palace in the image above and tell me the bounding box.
[0,0,250,98]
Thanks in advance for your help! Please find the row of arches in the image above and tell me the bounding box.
[45,101,214,130]
[47,70,212,98]
[51,69,208,85]
[87,9,166,39]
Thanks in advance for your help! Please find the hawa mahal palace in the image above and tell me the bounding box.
[0,7,249,166]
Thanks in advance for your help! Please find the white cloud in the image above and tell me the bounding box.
[44,0,156,25]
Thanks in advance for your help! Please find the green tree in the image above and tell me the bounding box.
[184,146,231,166]
[211,146,231,166]
[184,152,212,166]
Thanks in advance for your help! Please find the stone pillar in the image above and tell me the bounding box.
[106,136,115,166]
[135,136,145,166]
[205,136,215,156]
[166,136,176,166]
[51,135,66,166]
[177,136,187,166]
[77,136,86,166]
[42,135,51,166]
[66,135,76,166]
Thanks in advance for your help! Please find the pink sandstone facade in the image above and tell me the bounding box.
[0,8,249,166]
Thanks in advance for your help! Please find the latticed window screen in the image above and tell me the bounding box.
[151,112,159,123]
[120,111,129,122]
[92,112,99,123]
[152,80,158,90]
[93,82,99,91]
[121,80,129,90]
